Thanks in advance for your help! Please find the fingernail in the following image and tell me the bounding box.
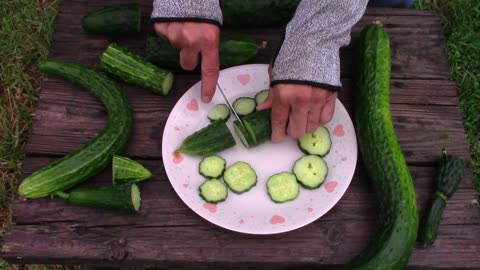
[202,96,210,103]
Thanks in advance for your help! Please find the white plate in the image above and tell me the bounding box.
[162,64,357,235]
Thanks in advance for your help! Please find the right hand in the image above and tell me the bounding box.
[154,22,220,103]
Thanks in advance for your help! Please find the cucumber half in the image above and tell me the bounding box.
[233,97,256,116]
[293,155,328,189]
[255,89,269,105]
[298,126,332,156]
[207,104,231,122]
[199,178,228,203]
[199,155,226,179]
[224,161,257,194]
[267,172,299,203]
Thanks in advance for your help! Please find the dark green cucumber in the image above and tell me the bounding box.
[178,120,236,156]
[146,35,260,70]
[101,43,174,95]
[346,22,419,270]
[221,0,300,27]
[81,4,141,35]
[55,184,141,212]
[418,149,466,247]
[113,155,152,185]
[18,60,132,199]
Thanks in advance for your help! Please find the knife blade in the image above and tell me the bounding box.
[216,82,246,130]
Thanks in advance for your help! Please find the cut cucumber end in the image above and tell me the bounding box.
[293,155,328,189]
[162,72,174,95]
[113,155,153,185]
[131,184,142,212]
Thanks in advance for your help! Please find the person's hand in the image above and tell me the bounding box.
[257,84,337,143]
[154,22,220,103]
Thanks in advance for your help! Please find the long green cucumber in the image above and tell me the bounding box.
[345,22,419,269]
[18,60,132,198]
[145,35,261,70]
[101,43,174,95]
[55,184,141,212]
[81,4,141,35]
[178,120,236,156]
[221,0,300,27]
[418,149,466,246]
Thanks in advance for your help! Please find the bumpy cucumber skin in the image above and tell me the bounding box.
[101,43,174,95]
[66,184,139,212]
[146,35,259,70]
[113,155,152,185]
[346,23,419,270]
[18,60,132,198]
[179,121,236,156]
[418,149,466,246]
[221,0,300,27]
[81,4,141,35]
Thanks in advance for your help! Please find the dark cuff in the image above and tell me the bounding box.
[270,80,342,92]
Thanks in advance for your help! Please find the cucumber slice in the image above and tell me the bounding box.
[207,104,231,122]
[267,172,299,203]
[233,121,252,148]
[113,155,152,185]
[233,97,256,116]
[255,89,269,105]
[298,126,332,156]
[199,155,226,179]
[224,161,257,194]
[199,178,228,203]
[293,155,328,189]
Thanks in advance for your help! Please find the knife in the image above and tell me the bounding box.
[216,82,246,130]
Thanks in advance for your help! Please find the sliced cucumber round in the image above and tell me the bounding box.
[267,172,299,203]
[255,89,269,105]
[233,97,256,116]
[224,161,257,194]
[293,155,328,189]
[199,155,226,179]
[298,126,332,156]
[207,104,231,122]
[199,178,228,203]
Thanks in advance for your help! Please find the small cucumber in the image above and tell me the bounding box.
[81,4,141,35]
[101,43,174,95]
[55,184,141,213]
[113,155,152,185]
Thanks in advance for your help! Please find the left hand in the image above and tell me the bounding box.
[256,84,337,143]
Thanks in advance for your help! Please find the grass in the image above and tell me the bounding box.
[0,0,478,268]
[0,0,61,268]
[413,0,480,196]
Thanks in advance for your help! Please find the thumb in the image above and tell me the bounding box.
[256,91,273,111]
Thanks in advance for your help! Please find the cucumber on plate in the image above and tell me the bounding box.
[199,178,228,203]
[178,120,236,156]
[207,104,231,122]
[267,172,299,203]
[224,161,257,194]
[233,97,256,117]
[255,89,269,105]
[293,155,328,189]
[233,109,271,148]
[298,126,332,156]
[199,155,227,179]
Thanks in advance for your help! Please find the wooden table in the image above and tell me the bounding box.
[2,1,479,269]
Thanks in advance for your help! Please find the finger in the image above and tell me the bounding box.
[154,23,168,38]
[180,47,200,70]
[256,91,273,110]
[200,44,220,103]
[271,99,290,143]
[320,93,337,124]
[287,95,310,139]
[306,106,322,133]
[166,23,185,48]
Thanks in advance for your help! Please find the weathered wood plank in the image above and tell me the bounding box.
[10,157,478,227]
[23,77,469,162]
